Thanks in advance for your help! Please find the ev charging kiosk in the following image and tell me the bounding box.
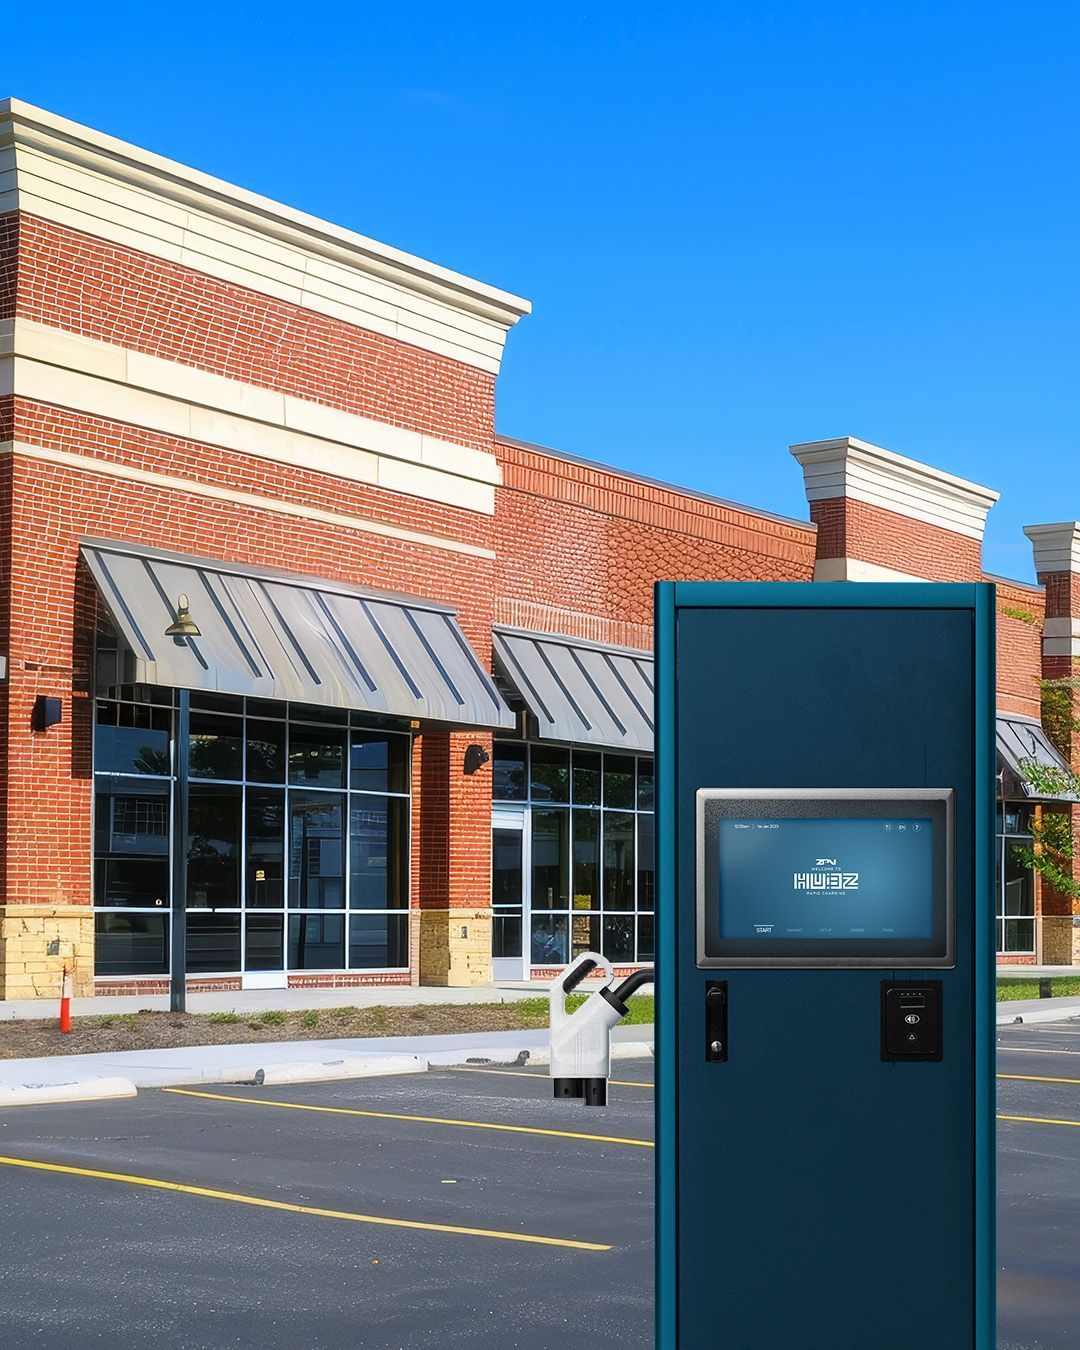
[654,582,996,1350]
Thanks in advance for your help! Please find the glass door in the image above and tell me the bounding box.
[492,809,527,981]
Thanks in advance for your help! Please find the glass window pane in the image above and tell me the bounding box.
[190,693,242,714]
[288,913,345,969]
[603,812,635,909]
[603,756,634,809]
[493,742,527,801]
[637,914,655,962]
[94,702,171,775]
[637,759,654,811]
[1004,845,1035,916]
[245,915,284,971]
[288,727,346,788]
[572,810,600,910]
[532,809,569,909]
[492,829,523,909]
[531,746,569,803]
[187,912,241,972]
[247,698,285,719]
[187,785,242,910]
[573,752,601,806]
[246,720,286,783]
[1004,918,1035,953]
[603,914,635,964]
[95,912,168,974]
[349,912,408,968]
[493,915,522,959]
[188,712,243,779]
[571,912,600,959]
[637,814,655,911]
[246,788,285,907]
[350,731,408,794]
[289,792,345,908]
[291,703,349,725]
[531,914,568,965]
[349,797,408,909]
[95,779,170,858]
[94,858,170,909]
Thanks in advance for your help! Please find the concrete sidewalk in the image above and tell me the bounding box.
[997,994,1080,1026]
[0,1023,653,1103]
[0,981,556,1021]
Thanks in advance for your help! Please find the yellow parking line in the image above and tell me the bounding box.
[0,1153,610,1251]
[998,1114,1080,1130]
[165,1088,655,1148]
[447,1067,654,1089]
[998,1073,1080,1085]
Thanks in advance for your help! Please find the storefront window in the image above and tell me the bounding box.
[92,688,411,977]
[997,803,1035,954]
[496,741,655,967]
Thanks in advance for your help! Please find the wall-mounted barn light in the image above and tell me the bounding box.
[164,594,201,638]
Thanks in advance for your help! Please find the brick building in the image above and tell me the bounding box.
[0,101,1074,1000]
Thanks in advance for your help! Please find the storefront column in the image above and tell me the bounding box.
[1024,522,1080,963]
[412,729,495,986]
[0,527,96,999]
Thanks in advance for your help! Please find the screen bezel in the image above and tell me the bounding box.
[695,788,955,968]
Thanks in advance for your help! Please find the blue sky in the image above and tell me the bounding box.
[4,3,1078,578]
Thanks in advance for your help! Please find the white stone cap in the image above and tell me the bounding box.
[0,98,532,329]
[1024,523,1080,575]
[790,436,999,541]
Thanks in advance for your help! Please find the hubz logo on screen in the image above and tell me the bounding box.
[792,856,860,893]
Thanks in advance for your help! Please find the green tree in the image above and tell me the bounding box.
[1015,761,1080,903]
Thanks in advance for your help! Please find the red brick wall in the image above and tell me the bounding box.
[810,497,983,581]
[993,578,1045,719]
[494,439,817,644]
[12,213,495,451]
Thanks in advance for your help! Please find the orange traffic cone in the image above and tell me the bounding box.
[59,965,73,1034]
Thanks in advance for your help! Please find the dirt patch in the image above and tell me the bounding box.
[0,1001,552,1060]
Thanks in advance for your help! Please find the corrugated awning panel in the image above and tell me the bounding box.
[493,627,654,753]
[997,713,1077,801]
[83,539,514,729]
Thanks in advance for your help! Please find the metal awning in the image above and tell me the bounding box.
[83,539,514,729]
[493,627,654,753]
[997,713,1077,801]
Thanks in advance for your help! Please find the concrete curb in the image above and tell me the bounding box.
[998,1007,1080,1028]
[254,1055,426,1086]
[426,1040,654,1068]
[0,1076,137,1108]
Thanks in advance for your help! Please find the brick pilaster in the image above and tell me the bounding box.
[412,729,494,987]
[1024,524,1080,962]
[790,436,998,582]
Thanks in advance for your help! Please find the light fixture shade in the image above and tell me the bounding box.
[164,593,201,638]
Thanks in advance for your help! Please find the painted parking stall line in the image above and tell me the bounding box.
[998,1114,1080,1131]
[998,1073,1080,1085]
[165,1087,656,1148]
[0,1153,612,1252]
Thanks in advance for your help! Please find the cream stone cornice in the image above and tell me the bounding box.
[1024,523,1080,576]
[0,317,499,513]
[0,99,531,373]
[790,436,999,542]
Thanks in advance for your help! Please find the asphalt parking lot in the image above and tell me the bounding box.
[997,1019,1080,1350]
[0,1059,655,1350]
[2,1028,1080,1349]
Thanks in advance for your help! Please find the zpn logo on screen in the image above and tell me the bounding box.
[791,857,860,894]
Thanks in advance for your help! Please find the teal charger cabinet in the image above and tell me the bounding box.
[654,583,995,1349]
